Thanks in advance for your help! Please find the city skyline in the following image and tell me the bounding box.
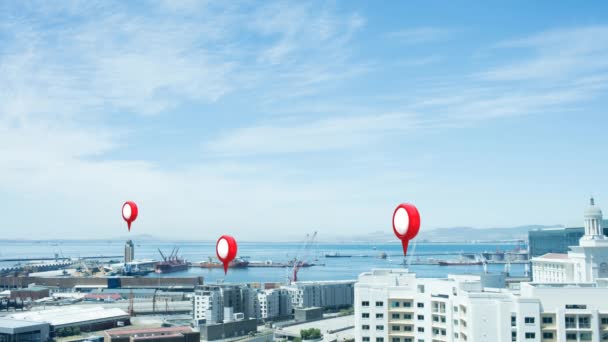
[1,1,608,240]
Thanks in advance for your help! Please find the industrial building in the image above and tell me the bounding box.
[104,326,199,342]
[8,306,130,337]
[0,318,50,342]
[9,286,50,301]
[198,318,257,341]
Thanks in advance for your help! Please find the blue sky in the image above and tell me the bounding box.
[1,1,608,240]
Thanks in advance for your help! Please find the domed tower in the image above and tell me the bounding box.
[581,197,605,242]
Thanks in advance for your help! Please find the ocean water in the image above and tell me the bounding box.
[0,240,526,283]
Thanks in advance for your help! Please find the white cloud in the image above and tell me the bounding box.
[479,26,608,81]
[204,113,421,156]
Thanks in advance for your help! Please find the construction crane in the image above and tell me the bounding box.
[290,231,318,283]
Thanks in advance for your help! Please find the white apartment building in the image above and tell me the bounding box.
[193,286,223,324]
[282,280,355,308]
[355,198,608,342]
[258,290,280,319]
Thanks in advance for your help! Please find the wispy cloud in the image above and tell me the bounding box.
[204,113,421,156]
[479,26,608,81]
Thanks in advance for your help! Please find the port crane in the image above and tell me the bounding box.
[290,231,317,283]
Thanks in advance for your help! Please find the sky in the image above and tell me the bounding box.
[1,1,608,241]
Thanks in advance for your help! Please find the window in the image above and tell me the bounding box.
[362,301,370,307]
[376,338,384,342]
[602,317,608,325]
[579,316,590,329]
[511,331,516,342]
[376,313,384,319]
[524,317,535,324]
[580,332,591,341]
[525,332,535,339]
[392,325,400,331]
[391,301,400,308]
[542,316,553,324]
[362,313,370,318]
[392,338,400,342]
[363,338,370,342]
[392,313,400,319]
[417,302,424,308]
[417,315,424,320]
[418,285,425,293]
[566,316,576,329]
[404,326,412,332]
[404,314,412,320]
[543,332,554,339]
[454,319,459,325]
[404,301,412,307]
[417,327,424,332]
[453,306,458,312]
[376,301,384,307]
[511,316,516,327]
[566,333,577,340]
[362,325,370,330]
[376,325,384,331]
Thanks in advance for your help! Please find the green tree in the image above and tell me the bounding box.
[300,328,322,340]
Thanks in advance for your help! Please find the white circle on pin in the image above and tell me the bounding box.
[122,203,132,220]
[393,207,409,235]
[217,238,229,259]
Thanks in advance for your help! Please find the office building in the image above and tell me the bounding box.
[124,240,135,263]
[532,197,608,282]
[0,318,50,342]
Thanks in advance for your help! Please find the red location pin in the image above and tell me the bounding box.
[392,203,421,256]
[122,201,138,232]
[216,235,238,274]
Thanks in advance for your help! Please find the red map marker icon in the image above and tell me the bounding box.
[392,203,420,256]
[122,201,138,232]
[216,235,238,274]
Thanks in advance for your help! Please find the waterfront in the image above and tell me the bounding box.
[0,240,525,283]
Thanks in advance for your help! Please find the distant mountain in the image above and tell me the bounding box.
[325,224,564,243]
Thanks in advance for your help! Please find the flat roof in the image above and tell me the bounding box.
[275,315,354,341]
[0,318,48,329]
[8,306,128,326]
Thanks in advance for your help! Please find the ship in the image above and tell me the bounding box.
[438,260,483,266]
[155,248,188,274]
[194,257,249,269]
[324,252,351,258]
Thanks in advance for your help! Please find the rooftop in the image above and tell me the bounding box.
[8,306,128,326]
[275,315,354,341]
[0,318,48,329]
[538,253,569,260]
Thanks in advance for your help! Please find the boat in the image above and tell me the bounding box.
[195,258,249,269]
[324,252,351,258]
[154,248,188,274]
